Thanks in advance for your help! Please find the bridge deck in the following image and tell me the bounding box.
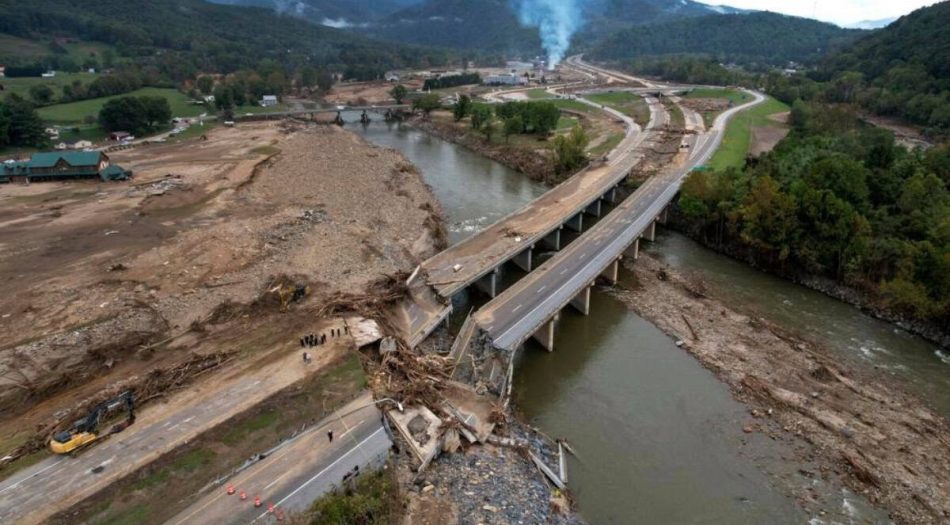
[419,95,666,299]
[475,88,765,350]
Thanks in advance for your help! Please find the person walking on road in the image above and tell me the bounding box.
[327,430,334,442]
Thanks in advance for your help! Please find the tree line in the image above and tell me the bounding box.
[677,102,950,328]
[423,73,482,91]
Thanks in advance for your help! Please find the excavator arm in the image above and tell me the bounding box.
[49,391,135,454]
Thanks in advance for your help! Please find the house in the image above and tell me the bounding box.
[109,131,131,142]
[384,72,401,83]
[485,73,528,86]
[0,151,131,183]
[203,95,215,103]
[260,95,278,107]
[0,66,5,78]
[45,127,60,140]
[68,140,93,150]
[41,70,55,78]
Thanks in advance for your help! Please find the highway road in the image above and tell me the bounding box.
[419,78,667,300]
[475,84,766,350]
[0,329,352,525]
[167,392,391,525]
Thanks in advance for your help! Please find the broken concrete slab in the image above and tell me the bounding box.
[388,405,442,471]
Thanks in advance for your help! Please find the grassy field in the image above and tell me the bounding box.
[586,91,650,128]
[557,116,579,130]
[1,72,99,101]
[525,88,554,99]
[589,132,624,157]
[57,125,109,143]
[233,103,289,116]
[38,88,206,123]
[667,101,686,130]
[708,96,790,171]
[553,99,595,114]
[0,34,49,60]
[685,88,753,105]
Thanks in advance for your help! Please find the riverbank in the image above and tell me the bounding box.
[668,211,950,351]
[411,115,558,183]
[612,250,950,524]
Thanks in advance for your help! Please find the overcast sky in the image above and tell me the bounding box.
[694,0,942,26]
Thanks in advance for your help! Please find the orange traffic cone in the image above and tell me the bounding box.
[239,490,247,501]
[268,502,275,513]
[254,495,262,508]
[226,485,235,495]
[276,509,285,522]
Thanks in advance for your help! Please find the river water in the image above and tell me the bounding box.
[352,119,945,524]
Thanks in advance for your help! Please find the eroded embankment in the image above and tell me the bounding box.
[0,121,444,473]
[411,116,558,183]
[612,251,950,525]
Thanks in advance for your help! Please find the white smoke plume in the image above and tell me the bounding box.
[511,0,582,69]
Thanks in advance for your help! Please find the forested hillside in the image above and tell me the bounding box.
[777,1,950,135]
[208,0,422,25]
[0,0,452,82]
[367,0,542,55]
[589,12,861,66]
[677,104,950,330]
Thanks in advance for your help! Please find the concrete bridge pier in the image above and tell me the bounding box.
[646,220,657,242]
[569,285,591,315]
[603,186,618,204]
[512,245,534,272]
[565,213,584,233]
[600,257,622,285]
[540,227,562,251]
[658,206,669,224]
[475,268,499,298]
[532,314,559,352]
[585,199,602,218]
[626,237,640,260]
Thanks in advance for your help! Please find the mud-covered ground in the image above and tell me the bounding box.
[611,251,950,525]
[0,122,443,463]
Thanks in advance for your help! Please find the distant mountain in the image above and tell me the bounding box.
[367,0,542,55]
[589,11,862,65]
[846,17,897,30]
[361,0,756,54]
[0,0,451,78]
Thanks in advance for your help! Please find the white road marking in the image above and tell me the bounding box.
[252,427,386,523]
[0,460,63,495]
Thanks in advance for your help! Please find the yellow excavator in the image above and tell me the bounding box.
[49,391,136,454]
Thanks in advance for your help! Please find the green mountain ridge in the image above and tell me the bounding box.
[0,0,452,80]
[588,11,863,66]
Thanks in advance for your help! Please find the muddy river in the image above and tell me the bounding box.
[353,118,946,524]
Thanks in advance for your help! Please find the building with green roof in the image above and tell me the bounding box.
[1,151,131,183]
